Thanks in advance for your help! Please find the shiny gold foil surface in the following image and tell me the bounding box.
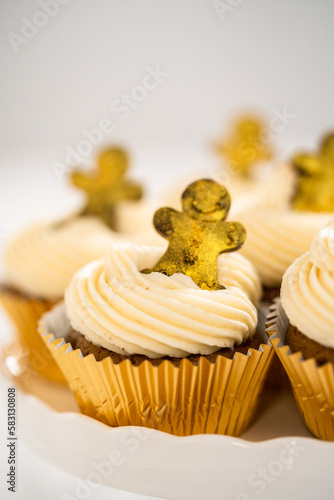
[71,148,143,229]
[292,133,334,212]
[215,116,272,176]
[142,179,246,290]
[0,291,65,383]
[267,300,334,441]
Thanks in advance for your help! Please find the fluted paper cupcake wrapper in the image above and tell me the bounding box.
[266,298,334,441]
[39,303,273,437]
[0,290,65,383]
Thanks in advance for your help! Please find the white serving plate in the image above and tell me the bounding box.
[1,336,334,500]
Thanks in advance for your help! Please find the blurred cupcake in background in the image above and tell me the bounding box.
[235,132,334,299]
[212,114,302,215]
[165,114,274,211]
[214,114,275,207]
[39,179,272,436]
[163,113,289,215]
[267,221,334,440]
[214,115,272,177]
[0,146,162,382]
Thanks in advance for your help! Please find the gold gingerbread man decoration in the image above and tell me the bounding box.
[71,148,143,229]
[292,133,334,212]
[215,116,272,177]
[142,179,246,290]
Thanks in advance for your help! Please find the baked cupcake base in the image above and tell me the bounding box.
[261,286,280,303]
[267,299,334,441]
[286,324,334,366]
[0,285,65,383]
[39,303,273,437]
[65,328,263,365]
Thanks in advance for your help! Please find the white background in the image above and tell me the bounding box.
[1,0,334,499]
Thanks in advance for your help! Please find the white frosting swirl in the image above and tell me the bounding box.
[217,252,261,306]
[115,200,162,245]
[229,163,297,217]
[164,164,295,217]
[310,221,334,270]
[238,208,332,287]
[281,223,334,348]
[65,244,260,359]
[4,216,161,301]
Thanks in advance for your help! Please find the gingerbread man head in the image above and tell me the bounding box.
[181,179,231,222]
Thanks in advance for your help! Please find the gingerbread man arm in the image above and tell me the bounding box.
[218,221,246,253]
[320,133,334,160]
[120,181,143,201]
[293,154,322,176]
[153,207,180,239]
[71,171,97,192]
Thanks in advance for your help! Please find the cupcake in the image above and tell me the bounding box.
[0,147,158,382]
[267,221,334,440]
[236,132,334,299]
[214,115,273,175]
[164,115,276,213]
[213,115,276,207]
[39,179,273,436]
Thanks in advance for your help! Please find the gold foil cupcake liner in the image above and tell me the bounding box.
[0,291,65,383]
[266,299,334,441]
[39,303,273,437]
